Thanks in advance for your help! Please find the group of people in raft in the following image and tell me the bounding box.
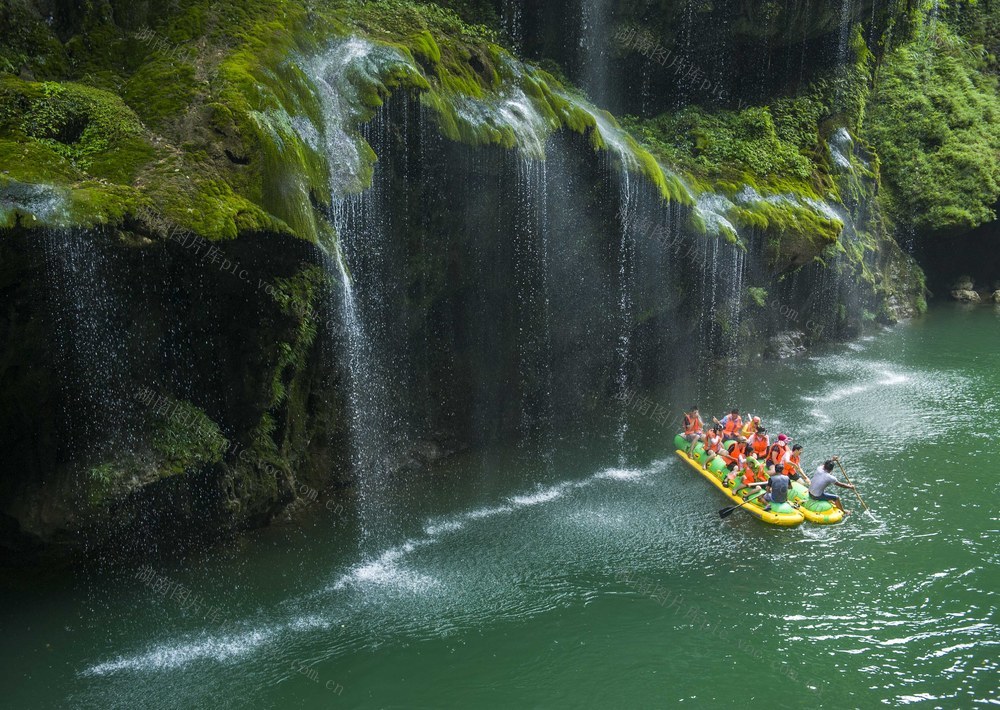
[681,407,856,515]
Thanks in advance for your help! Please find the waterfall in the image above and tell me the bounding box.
[512,157,556,466]
[615,171,636,462]
[308,43,416,540]
[501,0,524,50]
[41,230,135,460]
[837,0,854,67]
[578,0,612,106]
[536,159,555,470]
[722,240,747,400]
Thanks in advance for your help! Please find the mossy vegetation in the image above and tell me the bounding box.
[0,0,698,240]
[618,23,904,270]
[85,398,225,508]
[747,287,768,307]
[151,399,227,475]
[868,15,1000,234]
[624,96,846,258]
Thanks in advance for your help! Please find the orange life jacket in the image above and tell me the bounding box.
[788,452,801,469]
[684,414,703,435]
[722,415,742,436]
[750,435,769,458]
[722,441,746,465]
[767,442,787,465]
[741,460,767,485]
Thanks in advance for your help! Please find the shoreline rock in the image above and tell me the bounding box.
[950,289,982,303]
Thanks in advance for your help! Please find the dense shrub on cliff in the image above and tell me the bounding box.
[867,16,1000,235]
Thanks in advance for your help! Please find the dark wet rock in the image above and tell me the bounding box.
[767,331,808,359]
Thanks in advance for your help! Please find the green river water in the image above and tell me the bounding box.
[3,303,998,708]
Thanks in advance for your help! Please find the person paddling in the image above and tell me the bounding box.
[682,407,704,454]
[762,463,790,512]
[786,444,809,484]
[808,457,855,515]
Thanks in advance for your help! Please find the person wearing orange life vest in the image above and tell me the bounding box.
[733,455,767,496]
[739,415,762,438]
[766,433,790,473]
[682,406,703,454]
[699,426,725,470]
[713,409,742,439]
[747,428,770,461]
[722,436,749,486]
[721,436,748,469]
[785,444,809,483]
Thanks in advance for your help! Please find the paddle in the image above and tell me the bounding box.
[719,490,765,519]
[835,458,871,514]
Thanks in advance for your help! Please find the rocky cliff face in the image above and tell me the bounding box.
[2,0,985,563]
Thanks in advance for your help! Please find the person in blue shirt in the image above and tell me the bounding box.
[762,464,790,512]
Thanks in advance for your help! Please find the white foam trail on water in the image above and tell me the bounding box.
[333,465,654,591]
[464,505,514,520]
[332,539,438,592]
[82,628,277,676]
[509,482,573,507]
[82,460,665,677]
[802,367,909,404]
[879,372,908,386]
[423,519,464,536]
[595,467,646,481]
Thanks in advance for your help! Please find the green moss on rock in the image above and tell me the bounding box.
[868,21,1000,234]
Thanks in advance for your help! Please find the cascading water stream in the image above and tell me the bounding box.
[327,199,398,541]
[41,230,135,460]
[307,41,416,542]
[578,0,612,106]
[615,171,636,463]
[511,157,557,465]
[725,244,747,379]
[501,0,524,51]
[836,0,855,111]
[534,159,555,465]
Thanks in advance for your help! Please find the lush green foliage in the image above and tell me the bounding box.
[747,286,768,307]
[867,20,1000,234]
[624,101,820,191]
[151,399,227,474]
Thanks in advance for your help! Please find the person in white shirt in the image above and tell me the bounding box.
[808,457,855,514]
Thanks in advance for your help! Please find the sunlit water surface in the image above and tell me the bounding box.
[3,304,998,708]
